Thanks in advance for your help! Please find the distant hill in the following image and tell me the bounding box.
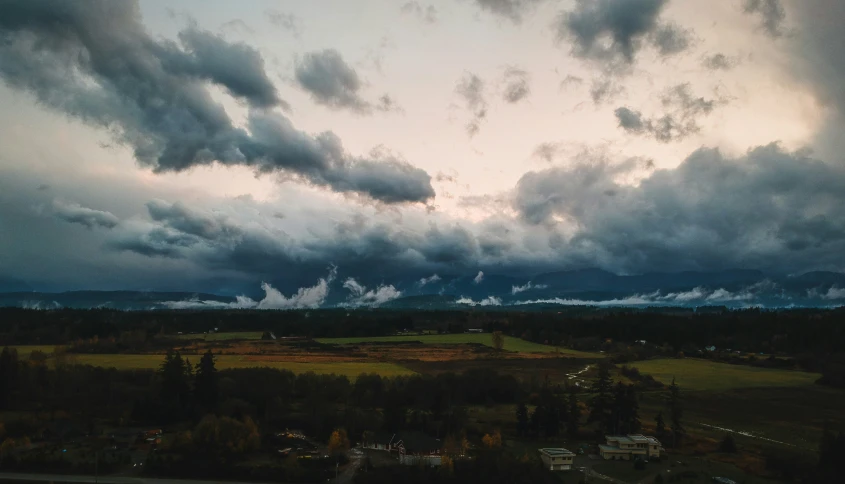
[2,269,844,310]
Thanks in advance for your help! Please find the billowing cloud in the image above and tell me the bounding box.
[457,295,502,306]
[614,83,729,142]
[0,1,432,204]
[514,143,845,273]
[743,0,787,38]
[258,268,336,309]
[557,0,692,71]
[501,67,531,103]
[294,49,372,113]
[473,271,485,283]
[342,277,402,306]
[52,200,119,229]
[823,287,845,300]
[418,273,442,286]
[511,281,548,294]
[401,2,438,23]
[456,72,488,137]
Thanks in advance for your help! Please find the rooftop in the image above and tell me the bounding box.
[540,448,575,456]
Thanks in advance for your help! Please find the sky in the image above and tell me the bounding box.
[2,0,845,297]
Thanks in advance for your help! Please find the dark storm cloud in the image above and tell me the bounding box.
[743,0,787,38]
[146,200,242,241]
[702,53,738,71]
[557,0,691,71]
[514,144,845,273]
[52,200,119,229]
[173,26,282,108]
[614,83,728,142]
[401,2,438,24]
[456,72,488,137]
[501,67,531,103]
[0,0,433,204]
[294,49,371,113]
[471,0,546,24]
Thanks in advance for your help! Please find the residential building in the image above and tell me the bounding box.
[396,431,442,467]
[599,434,662,460]
[539,448,575,471]
[362,432,396,451]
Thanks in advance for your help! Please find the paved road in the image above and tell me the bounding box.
[0,473,282,484]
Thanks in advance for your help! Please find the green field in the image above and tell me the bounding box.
[316,334,601,358]
[9,345,61,357]
[172,331,264,341]
[67,353,414,377]
[630,358,820,391]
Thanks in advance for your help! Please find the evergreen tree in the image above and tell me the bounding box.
[719,433,737,453]
[668,378,684,448]
[655,412,666,441]
[624,384,641,434]
[0,347,19,410]
[566,385,580,437]
[515,402,529,437]
[588,362,614,433]
[159,349,189,409]
[195,350,219,410]
[545,394,560,437]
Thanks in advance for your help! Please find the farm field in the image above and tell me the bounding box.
[629,358,820,391]
[316,334,601,358]
[172,331,263,341]
[66,353,415,377]
[9,345,61,357]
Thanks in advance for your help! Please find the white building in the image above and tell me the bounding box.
[599,434,662,460]
[539,448,575,471]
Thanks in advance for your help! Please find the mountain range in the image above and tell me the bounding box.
[2,269,845,310]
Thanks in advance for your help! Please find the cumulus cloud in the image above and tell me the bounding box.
[418,273,442,286]
[511,281,548,294]
[457,295,502,306]
[473,271,485,283]
[294,49,373,114]
[513,143,845,273]
[743,0,787,38]
[456,72,488,137]
[0,1,432,204]
[614,83,729,142]
[52,200,119,229]
[401,2,438,23]
[501,67,531,103]
[823,287,845,300]
[343,277,403,306]
[557,0,692,71]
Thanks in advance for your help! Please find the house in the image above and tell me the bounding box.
[467,328,484,333]
[396,432,442,467]
[362,432,396,451]
[539,448,575,471]
[599,434,662,461]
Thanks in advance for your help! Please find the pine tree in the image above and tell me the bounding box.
[655,412,666,441]
[589,362,614,433]
[566,385,580,437]
[515,402,529,437]
[625,384,641,434]
[719,433,737,453]
[668,378,684,448]
[195,350,219,409]
[160,349,189,409]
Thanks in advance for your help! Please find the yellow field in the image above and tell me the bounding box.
[67,353,415,378]
[630,358,821,391]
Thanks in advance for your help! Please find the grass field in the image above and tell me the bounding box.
[172,331,264,341]
[630,358,820,391]
[316,334,601,358]
[9,345,61,357]
[67,353,414,377]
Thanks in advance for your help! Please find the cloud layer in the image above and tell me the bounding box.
[0,1,433,204]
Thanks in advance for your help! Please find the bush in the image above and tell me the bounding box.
[719,433,737,453]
